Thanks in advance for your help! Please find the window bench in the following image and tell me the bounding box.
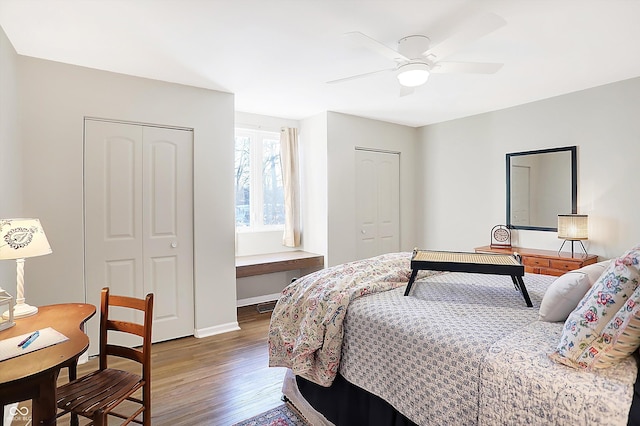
[235,251,324,278]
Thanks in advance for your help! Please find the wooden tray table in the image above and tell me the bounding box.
[404,249,532,307]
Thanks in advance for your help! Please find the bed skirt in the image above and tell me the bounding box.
[282,369,417,426]
[284,366,640,426]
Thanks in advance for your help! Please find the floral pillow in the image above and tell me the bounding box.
[538,261,610,322]
[550,245,640,369]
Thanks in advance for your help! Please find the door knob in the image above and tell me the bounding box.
[170,241,178,248]
[361,230,366,234]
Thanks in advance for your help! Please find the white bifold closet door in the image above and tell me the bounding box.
[84,119,194,354]
[355,149,400,260]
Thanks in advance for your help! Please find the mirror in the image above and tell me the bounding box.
[506,146,577,231]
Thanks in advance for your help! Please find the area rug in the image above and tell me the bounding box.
[233,403,309,426]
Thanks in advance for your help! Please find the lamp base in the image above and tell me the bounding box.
[558,239,588,257]
[3,302,38,319]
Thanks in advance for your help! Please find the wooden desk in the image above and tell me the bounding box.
[235,251,324,278]
[0,303,96,425]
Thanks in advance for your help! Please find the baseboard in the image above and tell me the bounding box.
[194,321,240,338]
[194,294,282,337]
[237,292,281,307]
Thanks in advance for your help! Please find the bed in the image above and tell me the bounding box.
[268,252,640,425]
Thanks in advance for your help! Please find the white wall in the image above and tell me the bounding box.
[236,271,299,306]
[417,77,640,259]
[299,112,329,258]
[0,26,22,292]
[16,56,237,336]
[235,111,299,133]
[327,112,418,266]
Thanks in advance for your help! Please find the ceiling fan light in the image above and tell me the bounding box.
[397,63,430,87]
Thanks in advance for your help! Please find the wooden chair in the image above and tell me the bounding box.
[56,288,154,426]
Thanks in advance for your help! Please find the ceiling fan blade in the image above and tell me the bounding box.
[345,31,410,62]
[327,68,394,84]
[423,13,506,61]
[431,61,503,74]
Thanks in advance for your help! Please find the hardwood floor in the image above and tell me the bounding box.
[149,306,286,425]
[12,306,286,425]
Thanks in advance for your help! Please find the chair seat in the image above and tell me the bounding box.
[57,368,144,418]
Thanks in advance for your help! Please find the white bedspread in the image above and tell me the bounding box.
[338,272,637,425]
[480,320,636,425]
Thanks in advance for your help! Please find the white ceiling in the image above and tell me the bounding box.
[2,0,640,127]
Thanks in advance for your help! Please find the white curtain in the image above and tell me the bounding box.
[280,127,301,247]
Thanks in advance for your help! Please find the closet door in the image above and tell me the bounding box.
[355,149,400,260]
[84,119,194,353]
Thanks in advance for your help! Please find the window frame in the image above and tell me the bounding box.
[234,127,284,233]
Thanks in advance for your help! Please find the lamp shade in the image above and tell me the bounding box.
[557,214,588,240]
[0,218,52,260]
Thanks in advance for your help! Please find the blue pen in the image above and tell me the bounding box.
[20,330,40,349]
[17,331,38,347]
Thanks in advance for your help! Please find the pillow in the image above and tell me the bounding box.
[539,261,610,322]
[550,245,640,369]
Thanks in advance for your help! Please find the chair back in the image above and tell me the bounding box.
[99,287,154,381]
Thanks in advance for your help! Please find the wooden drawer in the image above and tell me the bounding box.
[522,256,550,268]
[475,246,599,277]
[539,267,566,277]
[524,266,541,274]
[549,259,581,272]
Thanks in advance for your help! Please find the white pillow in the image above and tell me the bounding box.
[539,260,610,322]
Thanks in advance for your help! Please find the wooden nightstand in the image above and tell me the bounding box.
[474,245,598,276]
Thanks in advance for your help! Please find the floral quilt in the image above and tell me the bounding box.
[268,252,436,387]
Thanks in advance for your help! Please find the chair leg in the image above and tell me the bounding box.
[68,364,79,426]
[144,382,151,426]
[94,413,106,426]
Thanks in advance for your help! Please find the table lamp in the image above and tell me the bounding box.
[0,218,52,318]
[557,214,588,256]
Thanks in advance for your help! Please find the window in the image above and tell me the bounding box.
[234,128,284,230]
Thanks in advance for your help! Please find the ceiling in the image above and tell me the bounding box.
[1,0,640,127]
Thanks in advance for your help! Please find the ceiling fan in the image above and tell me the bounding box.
[328,13,507,96]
